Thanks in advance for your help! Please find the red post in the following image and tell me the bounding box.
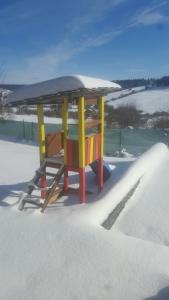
[98,158,103,192]
[79,168,86,204]
[64,168,69,192]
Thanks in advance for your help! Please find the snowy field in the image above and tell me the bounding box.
[106,87,169,114]
[105,86,145,102]
[12,114,77,124]
[0,139,169,299]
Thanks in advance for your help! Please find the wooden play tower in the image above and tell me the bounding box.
[38,95,104,204]
[7,75,120,211]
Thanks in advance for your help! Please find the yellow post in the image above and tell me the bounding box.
[98,96,104,157]
[78,96,86,203]
[62,98,68,164]
[78,96,85,167]
[37,104,46,162]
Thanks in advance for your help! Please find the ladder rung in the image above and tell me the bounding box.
[45,172,57,177]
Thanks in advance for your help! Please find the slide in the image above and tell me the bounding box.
[90,160,112,182]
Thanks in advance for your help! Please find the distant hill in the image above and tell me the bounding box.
[114,76,169,89]
[114,79,148,89]
[0,84,24,91]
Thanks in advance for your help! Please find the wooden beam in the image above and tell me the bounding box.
[85,98,97,105]
[85,119,100,129]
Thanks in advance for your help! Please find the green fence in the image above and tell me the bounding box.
[0,119,62,142]
[0,119,169,156]
[105,128,169,156]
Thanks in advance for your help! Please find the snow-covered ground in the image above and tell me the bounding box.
[105,86,145,102]
[106,87,169,114]
[11,114,77,124]
[0,139,169,299]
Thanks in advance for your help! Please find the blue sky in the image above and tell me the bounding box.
[0,0,169,83]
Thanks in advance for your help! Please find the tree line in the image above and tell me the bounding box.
[114,76,169,89]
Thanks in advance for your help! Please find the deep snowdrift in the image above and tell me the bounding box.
[85,143,169,225]
[0,139,169,300]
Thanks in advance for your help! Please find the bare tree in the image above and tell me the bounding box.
[105,104,142,128]
[154,117,169,129]
[0,63,12,119]
[0,64,4,117]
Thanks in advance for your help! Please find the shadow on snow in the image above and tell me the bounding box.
[0,160,133,209]
[0,181,28,207]
[145,286,169,300]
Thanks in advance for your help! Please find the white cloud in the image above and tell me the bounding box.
[138,12,167,25]
[6,30,124,83]
[0,0,125,34]
[131,1,169,26]
[70,0,125,32]
[6,40,78,83]
[5,0,169,83]
[5,0,127,83]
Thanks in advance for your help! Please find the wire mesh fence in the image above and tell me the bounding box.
[104,128,169,156]
[0,119,169,156]
[0,119,62,142]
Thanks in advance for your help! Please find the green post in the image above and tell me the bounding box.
[31,122,34,141]
[119,129,122,152]
[23,120,26,140]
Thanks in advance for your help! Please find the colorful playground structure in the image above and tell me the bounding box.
[7,75,121,211]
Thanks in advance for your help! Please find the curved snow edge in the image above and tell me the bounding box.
[85,143,169,226]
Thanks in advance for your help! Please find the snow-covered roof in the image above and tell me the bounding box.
[6,75,121,105]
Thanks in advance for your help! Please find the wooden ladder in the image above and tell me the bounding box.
[41,164,64,212]
[18,162,64,212]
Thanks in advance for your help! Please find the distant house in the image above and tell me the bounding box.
[0,84,23,118]
[147,118,154,128]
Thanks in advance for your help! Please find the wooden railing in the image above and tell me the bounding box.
[45,131,63,158]
[66,133,101,168]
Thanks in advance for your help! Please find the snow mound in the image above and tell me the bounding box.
[85,143,169,225]
[1,139,169,299]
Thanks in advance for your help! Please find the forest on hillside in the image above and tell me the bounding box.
[115,76,169,89]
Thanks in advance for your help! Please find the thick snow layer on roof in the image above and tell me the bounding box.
[6,75,121,105]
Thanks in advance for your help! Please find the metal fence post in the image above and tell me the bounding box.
[23,120,26,140]
[31,122,34,141]
[119,129,122,152]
